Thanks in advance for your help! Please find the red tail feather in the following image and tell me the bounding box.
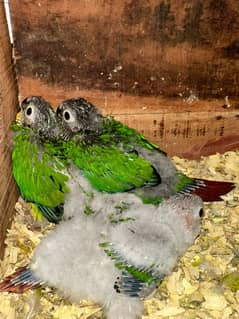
[0,266,41,293]
[192,179,235,202]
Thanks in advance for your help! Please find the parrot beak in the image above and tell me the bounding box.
[16,111,22,124]
[56,105,63,117]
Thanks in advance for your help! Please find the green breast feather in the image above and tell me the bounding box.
[12,125,69,209]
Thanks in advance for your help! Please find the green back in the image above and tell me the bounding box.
[101,119,195,197]
[100,118,161,152]
[65,140,159,193]
[62,118,163,193]
[12,125,69,208]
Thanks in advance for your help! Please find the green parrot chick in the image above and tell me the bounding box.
[55,97,235,203]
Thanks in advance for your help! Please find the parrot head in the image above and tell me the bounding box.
[20,96,62,139]
[169,194,204,237]
[56,97,103,137]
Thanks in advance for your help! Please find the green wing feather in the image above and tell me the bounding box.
[64,117,164,195]
[100,119,196,200]
[65,140,160,193]
[99,242,159,297]
[174,172,194,192]
[12,125,69,214]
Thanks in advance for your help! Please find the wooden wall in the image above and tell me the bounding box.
[0,3,19,258]
[9,0,239,158]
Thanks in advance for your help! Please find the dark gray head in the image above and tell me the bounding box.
[56,98,103,136]
[21,96,60,139]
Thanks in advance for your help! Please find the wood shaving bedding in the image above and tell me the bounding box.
[1,151,239,319]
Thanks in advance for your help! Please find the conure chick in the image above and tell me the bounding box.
[12,96,70,223]
[0,193,204,319]
[55,97,235,203]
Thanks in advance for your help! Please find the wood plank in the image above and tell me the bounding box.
[18,77,239,159]
[9,0,239,98]
[0,3,19,258]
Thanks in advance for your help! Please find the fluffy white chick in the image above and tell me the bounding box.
[0,193,203,319]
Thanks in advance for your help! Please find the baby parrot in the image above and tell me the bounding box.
[12,96,70,223]
[55,97,235,203]
[0,193,204,319]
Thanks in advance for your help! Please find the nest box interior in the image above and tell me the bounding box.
[1,0,239,256]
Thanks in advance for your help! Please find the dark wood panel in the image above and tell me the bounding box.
[10,0,239,98]
[0,3,19,258]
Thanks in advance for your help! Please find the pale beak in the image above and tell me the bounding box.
[16,111,22,124]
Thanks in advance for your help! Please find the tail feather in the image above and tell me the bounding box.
[36,203,64,223]
[180,179,235,202]
[0,266,43,293]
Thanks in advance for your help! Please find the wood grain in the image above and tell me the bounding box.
[0,3,19,258]
[9,0,239,98]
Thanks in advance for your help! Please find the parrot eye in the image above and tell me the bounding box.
[64,111,70,121]
[199,208,204,218]
[63,109,75,123]
[26,106,32,116]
